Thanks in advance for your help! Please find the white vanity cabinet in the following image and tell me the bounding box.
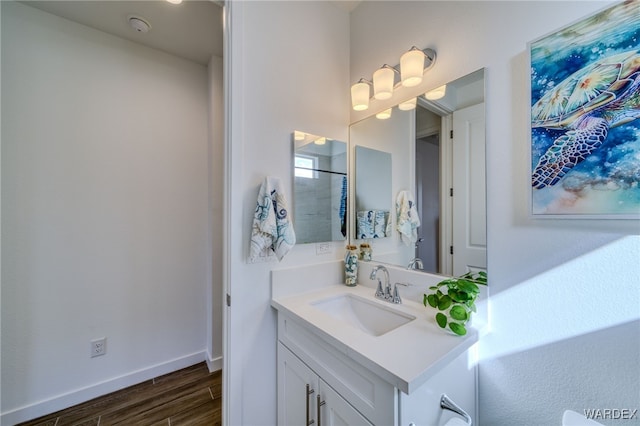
[278,343,373,426]
[277,314,396,425]
[276,311,477,426]
[398,348,476,425]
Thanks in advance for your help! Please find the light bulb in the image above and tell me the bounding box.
[376,108,392,120]
[373,66,395,100]
[400,48,425,87]
[398,97,417,111]
[351,81,370,111]
[425,84,447,100]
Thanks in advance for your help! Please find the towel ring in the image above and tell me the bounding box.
[440,394,472,425]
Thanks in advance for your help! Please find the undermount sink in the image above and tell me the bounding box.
[311,293,415,336]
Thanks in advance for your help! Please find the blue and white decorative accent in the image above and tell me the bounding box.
[530,1,640,217]
[249,176,296,262]
[374,210,390,237]
[396,190,420,246]
[344,245,359,286]
[339,176,348,237]
[357,210,389,239]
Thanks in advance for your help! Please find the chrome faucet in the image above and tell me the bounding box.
[369,265,391,301]
[391,282,410,304]
[407,257,424,270]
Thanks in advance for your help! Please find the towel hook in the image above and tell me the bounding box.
[440,394,472,425]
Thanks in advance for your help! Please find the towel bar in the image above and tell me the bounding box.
[440,394,472,425]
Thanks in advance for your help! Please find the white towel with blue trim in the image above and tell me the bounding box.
[396,190,420,246]
[249,176,296,262]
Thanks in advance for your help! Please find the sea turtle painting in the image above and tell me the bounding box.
[531,49,640,189]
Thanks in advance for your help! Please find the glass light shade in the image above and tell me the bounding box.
[373,67,395,100]
[315,137,326,145]
[294,131,306,141]
[166,0,182,4]
[351,82,370,111]
[400,49,425,87]
[425,84,447,100]
[398,97,417,111]
[376,108,392,120]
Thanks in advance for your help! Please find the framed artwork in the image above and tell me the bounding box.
[530,0,640,218]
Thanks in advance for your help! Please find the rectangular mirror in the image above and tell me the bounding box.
[293,131,348,244]
[355,146,392,239]
[349,69,486,276]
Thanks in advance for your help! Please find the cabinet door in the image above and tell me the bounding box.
[318,380,373,426]
[399,350,476,426]
[278,343,318,426]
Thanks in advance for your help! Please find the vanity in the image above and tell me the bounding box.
[271,262,482,426]
[278,66,488,425]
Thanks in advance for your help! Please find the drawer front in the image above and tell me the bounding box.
[278,314,396,426]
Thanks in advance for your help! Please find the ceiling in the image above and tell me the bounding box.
[20,0,223,66]
[330,1,362,12]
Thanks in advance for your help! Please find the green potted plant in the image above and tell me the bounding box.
[423,271,487,336]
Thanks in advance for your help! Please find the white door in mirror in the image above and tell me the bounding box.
[452,103,487,275]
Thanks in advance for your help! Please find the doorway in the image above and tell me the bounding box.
[414,103,448,274]
[415,133,441,273]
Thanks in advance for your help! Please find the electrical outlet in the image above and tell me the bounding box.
[90,338,106,358]
[316,243,333,255]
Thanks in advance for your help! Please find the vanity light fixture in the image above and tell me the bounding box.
[398,97,417,111]
[315,137,327,145]
[376,108,392,120]
[425,84,447,100]
[294,130,306,141]
[351,78,372,111]
[400,46,436,87]
[373,65,397,100]
[351,46,436,111]
[400,47,425,87]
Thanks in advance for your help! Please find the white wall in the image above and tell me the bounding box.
[225,1,350,424]
[208,54,224,371]
[0,0,3,416]
[350,1,639,425]
[1,2,214,422]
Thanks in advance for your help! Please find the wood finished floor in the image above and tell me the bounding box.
[17,362,221,426]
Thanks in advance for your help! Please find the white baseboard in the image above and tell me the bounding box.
[1,351,208,426]
[206,352,223,372]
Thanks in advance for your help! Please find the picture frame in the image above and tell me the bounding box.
[529,0,640,219]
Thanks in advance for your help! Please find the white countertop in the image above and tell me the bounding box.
[271,283,480,394]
